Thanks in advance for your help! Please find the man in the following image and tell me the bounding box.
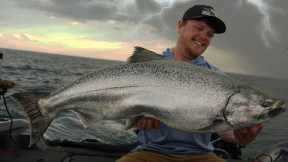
[117,4,263,162]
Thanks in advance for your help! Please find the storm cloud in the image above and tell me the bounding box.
[12,0,287,46]
[2,0,288,78]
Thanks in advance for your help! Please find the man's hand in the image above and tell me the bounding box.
[136,117,161,129]
[220,124,263,145]
[234,124,263,145]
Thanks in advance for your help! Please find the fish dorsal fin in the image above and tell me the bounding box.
[127,46,164,63]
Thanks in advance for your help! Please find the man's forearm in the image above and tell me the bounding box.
[218,124,263,145]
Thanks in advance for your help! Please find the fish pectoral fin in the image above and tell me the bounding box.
[127,47,164,63]
[198,118,225,132]
[69,110,89,129]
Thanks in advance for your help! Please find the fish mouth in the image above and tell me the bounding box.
[268,105,286,118]
[259,99,286,119]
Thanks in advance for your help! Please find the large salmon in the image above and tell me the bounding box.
[15,47,286,147]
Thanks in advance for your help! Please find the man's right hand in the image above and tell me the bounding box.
[136,117,161,129]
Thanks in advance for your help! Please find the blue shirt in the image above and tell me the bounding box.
[135,48,221,155]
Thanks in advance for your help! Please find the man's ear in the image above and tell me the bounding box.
[176,20,187,34]
[176,20,183,34]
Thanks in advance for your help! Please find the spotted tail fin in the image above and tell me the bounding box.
[13,92,51,149]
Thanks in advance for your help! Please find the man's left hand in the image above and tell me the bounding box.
[234,124,263,145]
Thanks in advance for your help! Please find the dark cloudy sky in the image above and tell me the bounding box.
[0,0,287,79]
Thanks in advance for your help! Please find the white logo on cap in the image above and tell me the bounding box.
[201,8,215,16]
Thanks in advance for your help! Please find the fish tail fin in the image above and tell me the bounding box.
[13,92,51,149]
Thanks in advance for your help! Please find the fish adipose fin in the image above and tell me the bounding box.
[13,92,51,149]
[127,46,164,63]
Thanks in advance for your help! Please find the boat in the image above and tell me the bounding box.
[0,125,244,162]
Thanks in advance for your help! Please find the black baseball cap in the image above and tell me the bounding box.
[182,5,226,34]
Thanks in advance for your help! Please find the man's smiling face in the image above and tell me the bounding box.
[176,19,215,59]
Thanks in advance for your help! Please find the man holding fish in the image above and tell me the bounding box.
[15,3,286,162]
[117,4,263,162]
